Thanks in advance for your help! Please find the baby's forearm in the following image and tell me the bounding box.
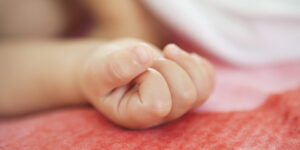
[0,39,100,116]
[0,38,215,129]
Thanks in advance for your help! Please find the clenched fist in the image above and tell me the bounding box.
[77,39,215,129]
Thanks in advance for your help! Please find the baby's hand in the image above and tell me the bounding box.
[77,39,215,129]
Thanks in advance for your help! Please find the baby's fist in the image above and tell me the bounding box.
[77,39,214,129]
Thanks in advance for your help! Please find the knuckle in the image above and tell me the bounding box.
[208,70,216,91]
[107,60,131,83]
[193,58,215,101]
[145,98,171,118]
[197,85,212,104]
[150,104,171,118]
[152,58,167,68]
[203,60,215,94]
[180,88,197,107]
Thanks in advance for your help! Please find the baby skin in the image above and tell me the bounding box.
[0,39,214,129]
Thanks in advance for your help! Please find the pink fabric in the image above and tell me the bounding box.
[200,60,300,112]
[1,89,300,149]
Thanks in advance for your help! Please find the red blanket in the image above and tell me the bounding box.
[1,42,300,149]
[1,89,300,149]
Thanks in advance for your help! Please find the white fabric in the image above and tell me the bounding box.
[143,0,300,66]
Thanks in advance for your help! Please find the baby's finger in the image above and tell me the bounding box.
[79,43,154,100]
[164,44,215,108]
[99,68,172,129]
[152,58,197,121]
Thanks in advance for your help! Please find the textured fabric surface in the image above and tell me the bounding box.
[200,60,300,112]
[1,89,300,150]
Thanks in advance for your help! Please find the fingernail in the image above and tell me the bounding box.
[134,45,150,64]
[167,44,181,58]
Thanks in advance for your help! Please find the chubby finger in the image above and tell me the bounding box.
[152,58,197,121]
[191,53,215,88]
[79,43,154,100]
[98,68,172,129]
[164,44,215,108]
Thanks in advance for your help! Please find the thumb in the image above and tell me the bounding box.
[80,43,154,99]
